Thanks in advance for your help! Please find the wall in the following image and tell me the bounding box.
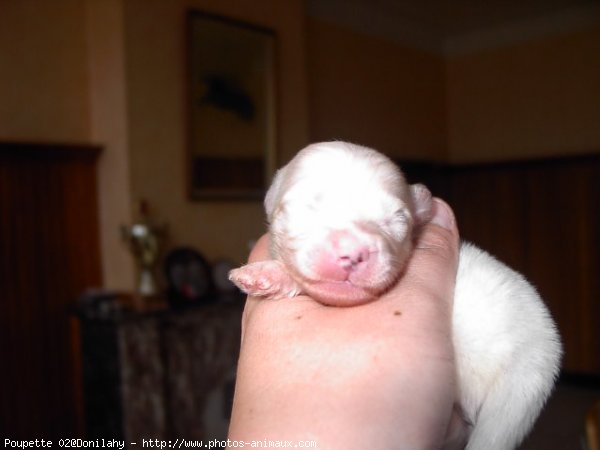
[0,0,308,288]
[306,18,600,164]
[2,1,599,289]
[446,24,600,163]
[307,19,447,161]
[0,0,90,142]
[85,0,135,290]
[0,0,137,290]
[0,0,132,290]
[122,0,309,268]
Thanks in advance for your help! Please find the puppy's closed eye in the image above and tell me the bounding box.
[380,207,411,235]
[392,207,410,222]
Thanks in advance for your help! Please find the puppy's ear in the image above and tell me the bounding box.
[410,183,434,225]
[264,166,288,219]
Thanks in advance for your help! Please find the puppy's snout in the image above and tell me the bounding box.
[338,248,369,271]
[310,230,377,282]
[331,230,370,272]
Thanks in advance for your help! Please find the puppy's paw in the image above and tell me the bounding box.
[228,260,300,299]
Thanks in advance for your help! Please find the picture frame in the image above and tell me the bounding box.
[186,11,277,200]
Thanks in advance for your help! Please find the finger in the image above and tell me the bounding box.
[247,234,270,263]
[399,198,460,303]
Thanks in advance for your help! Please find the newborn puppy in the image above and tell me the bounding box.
[229,141,562,450]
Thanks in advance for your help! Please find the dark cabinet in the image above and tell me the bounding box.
[77,302,242,442]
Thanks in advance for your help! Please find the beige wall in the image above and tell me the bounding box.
[446,25,600,163]
[0,0,308,289]
[121,0,309,269]
[85,0,135,290]
[307,20,447,161]
[0,0,90,142]
[307,19,600,164]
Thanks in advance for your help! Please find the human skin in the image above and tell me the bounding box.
[227,199,462,450]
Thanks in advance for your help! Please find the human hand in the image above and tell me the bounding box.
[228,199,462,450]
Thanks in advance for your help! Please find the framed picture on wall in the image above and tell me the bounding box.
[186,11,277,200]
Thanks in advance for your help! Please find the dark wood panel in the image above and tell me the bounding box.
[398,154,600,374]
[399,161,451,200]
[449,165,529,274]
[524,160,600,372]
[525,164,582,371]
[0,142,102,438]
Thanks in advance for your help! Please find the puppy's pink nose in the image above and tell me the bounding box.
[338,249,370,271]
[331,231,370,272]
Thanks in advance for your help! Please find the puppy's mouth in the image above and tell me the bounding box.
[295,261,393,307]
[302,279,378,307]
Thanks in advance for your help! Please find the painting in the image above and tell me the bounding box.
[187,11,277,199]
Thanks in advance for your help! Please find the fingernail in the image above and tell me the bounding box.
[430,199,455,230]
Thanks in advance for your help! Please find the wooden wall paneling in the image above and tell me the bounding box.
[399,161,451,201]
[577,160,600,372]
[61,157,104,433]
[37,157,68,433]
[1,155,47,436]
[0,143,102,438]
[525,162,580,372]
[448,165,529,274]
[525,159,600,373]
[585,163,600,372]
[398,155,600,374]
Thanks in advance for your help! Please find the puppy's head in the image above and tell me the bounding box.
[266,142,432,306]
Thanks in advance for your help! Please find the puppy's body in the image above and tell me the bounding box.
[230,142,562,450]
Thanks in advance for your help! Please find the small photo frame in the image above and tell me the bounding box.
[186,11,277,199]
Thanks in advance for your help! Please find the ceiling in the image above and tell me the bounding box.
[307,0,600,54]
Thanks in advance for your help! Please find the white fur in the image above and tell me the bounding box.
[230,141,562,449]
[453,243,561,449]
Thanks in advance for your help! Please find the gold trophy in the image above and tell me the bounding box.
[121,201,166,298]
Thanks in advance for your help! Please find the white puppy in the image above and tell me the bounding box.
[230,141,562,450]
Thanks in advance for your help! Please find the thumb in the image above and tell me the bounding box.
[247,234,270,263]
[400,198,460,303]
